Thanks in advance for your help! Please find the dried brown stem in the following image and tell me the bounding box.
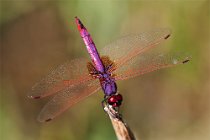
[104,105,136,140]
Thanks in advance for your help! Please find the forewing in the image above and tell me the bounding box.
[28,58,92,99]
[114,52,190,80]
[37,79,101,122]
[101,28,171,68]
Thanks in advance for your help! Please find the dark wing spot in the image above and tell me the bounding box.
[34,96,41,99]
[164,34,170,39]
[182,59,190,64]
[28,95,40,99]
[45,118,52,122]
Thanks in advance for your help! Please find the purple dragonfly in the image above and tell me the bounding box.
[28,17,190,122]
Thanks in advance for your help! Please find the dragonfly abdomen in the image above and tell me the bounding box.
[75,17,105,72]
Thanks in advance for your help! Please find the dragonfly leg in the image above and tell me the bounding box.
[101,96,108,111]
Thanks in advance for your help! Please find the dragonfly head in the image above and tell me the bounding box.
[107,94,123,107]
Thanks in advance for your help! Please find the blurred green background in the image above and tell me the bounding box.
[0,0,209,140]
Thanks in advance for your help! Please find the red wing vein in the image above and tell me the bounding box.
[28,58,92,99]
[37,79,101,122]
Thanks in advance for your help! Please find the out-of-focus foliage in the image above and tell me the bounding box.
[0,0,209,140]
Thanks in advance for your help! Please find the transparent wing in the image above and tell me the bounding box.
[37,79,101,122]
[114,51,190,80]
[101,28,171,69]
[28,58,93,99]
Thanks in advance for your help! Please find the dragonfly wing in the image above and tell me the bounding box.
[37,79,101,122]
[101,28,171,68]
[28,58,92,99]
[114,51,190,80]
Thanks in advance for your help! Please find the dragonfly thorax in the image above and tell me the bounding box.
[100,75,117,96]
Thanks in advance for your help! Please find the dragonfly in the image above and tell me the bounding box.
[28,17,190,122]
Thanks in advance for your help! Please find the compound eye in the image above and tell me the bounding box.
[116,94,123,101]
[107,94,123,107]
[108,96,117,105]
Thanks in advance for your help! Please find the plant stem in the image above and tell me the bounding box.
[104,105,136,140]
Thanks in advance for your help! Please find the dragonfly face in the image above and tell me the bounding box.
[28,17,190,122]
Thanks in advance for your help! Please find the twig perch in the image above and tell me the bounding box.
[104,105,136,140]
